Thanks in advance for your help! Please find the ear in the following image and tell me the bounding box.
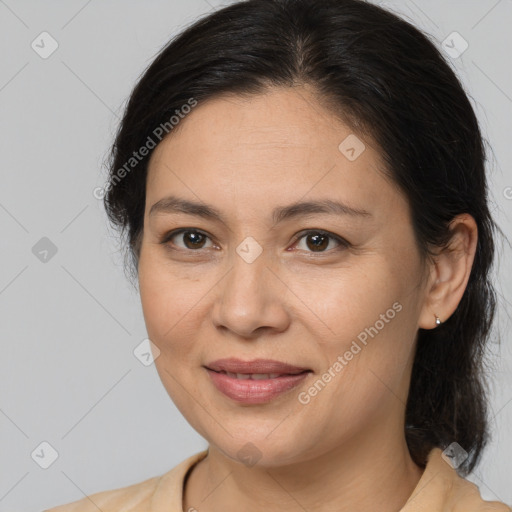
[418,214,478,330]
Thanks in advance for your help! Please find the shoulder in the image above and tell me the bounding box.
[43,473,161,512]
[43,450,209,512]
[402,447,511,512]
[448,474,511,512]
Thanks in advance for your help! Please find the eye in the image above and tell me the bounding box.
[292,230,349,253]
[160,228,350,254]
[161,229,215,251]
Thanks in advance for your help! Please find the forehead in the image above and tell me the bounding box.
[145,87,400,221]
[152,87,371,159]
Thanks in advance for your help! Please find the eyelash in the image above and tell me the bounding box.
[159,228,351,255]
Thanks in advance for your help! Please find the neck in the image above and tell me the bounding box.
[183,429,424,512]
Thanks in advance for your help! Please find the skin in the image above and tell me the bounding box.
[137,85,478,512]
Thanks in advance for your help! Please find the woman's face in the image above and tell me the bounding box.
[138,86,430,466]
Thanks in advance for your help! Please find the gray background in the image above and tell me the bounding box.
[0,0,511,510]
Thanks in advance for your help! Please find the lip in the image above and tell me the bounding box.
[204,358,312,404]
[205,358,310,375]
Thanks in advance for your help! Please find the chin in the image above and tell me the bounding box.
[204,427,312,468]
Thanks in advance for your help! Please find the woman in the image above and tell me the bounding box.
[46,0,510,510]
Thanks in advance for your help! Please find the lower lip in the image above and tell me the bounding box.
[205,369,310,404]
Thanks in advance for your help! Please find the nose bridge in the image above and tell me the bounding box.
[212,237,288,337]
[224,240,269,313]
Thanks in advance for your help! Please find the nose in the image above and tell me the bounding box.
[211,248,291,339]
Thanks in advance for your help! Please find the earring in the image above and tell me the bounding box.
[435,314,442,326]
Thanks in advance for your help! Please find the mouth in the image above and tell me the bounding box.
[203,359,312,404]
[205,357,311,375]
[208,369,310,380]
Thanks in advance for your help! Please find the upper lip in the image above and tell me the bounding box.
[205,358,310,375]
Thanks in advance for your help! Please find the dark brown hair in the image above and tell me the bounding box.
[103,0,502,475]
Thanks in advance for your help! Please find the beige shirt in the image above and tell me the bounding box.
[45,447,510,511]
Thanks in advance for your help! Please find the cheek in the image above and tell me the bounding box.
[138,252,208,354]
[289,258,402,337]
[295,258,417,387]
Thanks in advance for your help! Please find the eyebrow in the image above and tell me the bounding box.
[149,195,372,225]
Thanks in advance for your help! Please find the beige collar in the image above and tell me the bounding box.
[400,447,509,511]
[151,447,510,511]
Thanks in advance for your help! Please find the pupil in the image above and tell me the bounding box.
[307,233,328,251]
[185,232,205,249]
